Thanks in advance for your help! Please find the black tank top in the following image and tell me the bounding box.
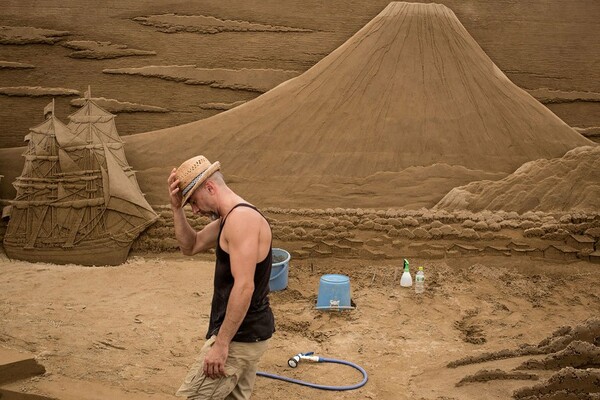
[206,203,275,342]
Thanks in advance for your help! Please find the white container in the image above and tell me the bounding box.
[415,267,425,294]
[400,270,413,287]
[400,258,412,287]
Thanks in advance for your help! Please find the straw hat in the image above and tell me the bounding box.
[175,155,221,206]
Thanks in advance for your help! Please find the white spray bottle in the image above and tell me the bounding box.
[400,258,413,287]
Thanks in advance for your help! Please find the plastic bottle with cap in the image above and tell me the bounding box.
[400,258,413,287]
[415,266,425,294]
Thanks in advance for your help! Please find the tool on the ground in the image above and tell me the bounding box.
[257,352,368,391]
[287,351,319,368]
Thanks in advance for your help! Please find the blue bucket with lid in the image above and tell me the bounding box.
[316,274,353,310]
[270,248,290,291]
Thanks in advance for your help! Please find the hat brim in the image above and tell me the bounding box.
[180,161,221,207]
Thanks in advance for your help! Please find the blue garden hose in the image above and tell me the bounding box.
[257,352,368,391]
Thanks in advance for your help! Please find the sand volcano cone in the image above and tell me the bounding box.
[121,2,592,206]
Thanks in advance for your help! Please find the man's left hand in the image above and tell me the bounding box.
[203,341,229,379]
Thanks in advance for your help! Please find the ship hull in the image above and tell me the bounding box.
[3,237,132,266]
[3,100,157,267]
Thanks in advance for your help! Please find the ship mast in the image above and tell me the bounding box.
[3,88,158,265]
[12,99,62,248]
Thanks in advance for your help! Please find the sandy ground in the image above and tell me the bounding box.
[1,246,599,400]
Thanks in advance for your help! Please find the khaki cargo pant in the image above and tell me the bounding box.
[176,336,269,400]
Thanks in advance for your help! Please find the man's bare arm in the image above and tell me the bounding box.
[168,168,219,255]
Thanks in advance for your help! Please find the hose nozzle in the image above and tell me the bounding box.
[287,352,319,368]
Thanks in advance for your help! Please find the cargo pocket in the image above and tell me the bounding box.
[176,362,240,399]
[209,364,241,399]
[175,357,204,397]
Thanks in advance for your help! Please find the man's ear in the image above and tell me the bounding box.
[205,180,216,194]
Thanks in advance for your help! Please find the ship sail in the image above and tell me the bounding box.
[67,97,144,193]
[103,144,157,241]
[3,94,157,265]
[8,116,66,248]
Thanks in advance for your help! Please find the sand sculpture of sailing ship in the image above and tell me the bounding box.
[3,89,158,265]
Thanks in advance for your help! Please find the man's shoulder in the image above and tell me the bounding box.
[225,205,264,227]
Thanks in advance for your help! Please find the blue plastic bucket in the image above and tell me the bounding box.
[316,274,353,310]
[270,248,290,291]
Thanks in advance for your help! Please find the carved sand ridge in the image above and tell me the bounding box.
[132,14,312,34]
[513,367,600,400]
[0,26,69,45]
[447,319,600,368]
[198,101,246,111]
[103,65,299,93]
[441,320,600,399]
[0,86,80,97]
[0,61,35,69]
[527,88,600,104]
[574,127,600,139]
[516,341,600,370]
[456,369,539,387]
[62,41,156,59]
[70,97,169,113]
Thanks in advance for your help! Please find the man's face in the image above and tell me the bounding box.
[188,184,219,221]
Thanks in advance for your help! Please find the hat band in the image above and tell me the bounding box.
[182,172,205,197]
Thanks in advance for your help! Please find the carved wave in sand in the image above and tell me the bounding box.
[527,88,600,104]
[0,86,79,97]
[70,97,168,113]
[103,65,299,93]
[574,126,600,138]
[0,26,69,45]
[132,14,312,34]
[62,41,156,59]
[0,61,35,69]
[198,101,246,111]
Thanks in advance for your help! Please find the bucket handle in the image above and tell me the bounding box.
[270,264,288,281]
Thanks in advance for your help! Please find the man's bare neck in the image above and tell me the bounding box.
[218,190,248,220]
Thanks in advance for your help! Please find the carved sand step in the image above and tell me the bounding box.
[0,347,45,385]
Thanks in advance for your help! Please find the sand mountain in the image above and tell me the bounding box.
[434,146,600,213]
[122,2,594,206]
[0,2,594,208]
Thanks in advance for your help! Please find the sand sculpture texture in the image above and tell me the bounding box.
[115,2,592,208]
[2,98,158,266]
[0,2,595,211]
[435,146,600,213]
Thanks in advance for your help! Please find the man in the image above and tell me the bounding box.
[167,155,275,400]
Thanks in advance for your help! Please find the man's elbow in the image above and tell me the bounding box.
[235,281,255,297]
[179,246,194,256]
